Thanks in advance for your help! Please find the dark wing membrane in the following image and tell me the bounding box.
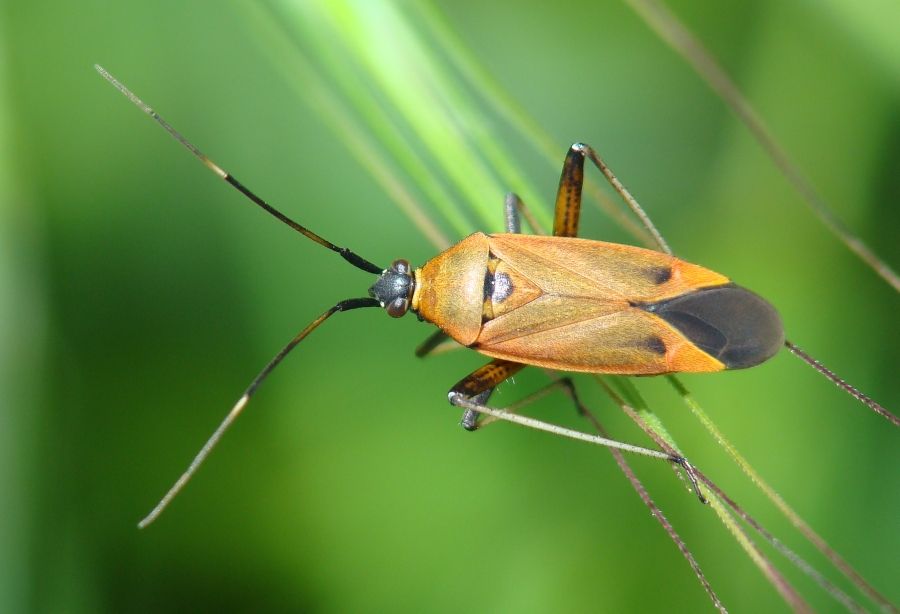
[643,285,784,369]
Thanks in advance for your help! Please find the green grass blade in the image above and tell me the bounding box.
[243,3,452,249]
[624,0,900,292]
[667,375,896,611]
[409,2,656,246]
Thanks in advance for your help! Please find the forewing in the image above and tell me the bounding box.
[476,234,729,373]
[487,234,729,302]
[474,296,721,374]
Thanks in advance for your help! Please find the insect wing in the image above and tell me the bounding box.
[474,234,741,374]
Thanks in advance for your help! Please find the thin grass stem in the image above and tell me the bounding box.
[409,2,658,247]
[624,0,900,292]
[693,470,869,614]
[606,377,878,613]
[595,377,813,613]
[667,375,897,611]
[566,385,726,613]
[303,1,509,231]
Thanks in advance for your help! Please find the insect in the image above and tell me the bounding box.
[95,66,783,528]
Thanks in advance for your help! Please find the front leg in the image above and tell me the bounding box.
[448,359,525,431]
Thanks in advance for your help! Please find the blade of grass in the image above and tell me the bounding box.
[459,376,726,612]
[597,378,813,614]
[385,10,551,233]
[0,35,43,614]
[606,378,872,613]
[408,2,658,248]
[569,390,727,613]
[694,470,869,614]
[243,3,451,250]
[667,375,897,612]
[274,0,512,232]
[624,0,900,292]
[263,1,475,240]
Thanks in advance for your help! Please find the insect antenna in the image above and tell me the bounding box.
[138,297,379,528]
[94,65,382,275]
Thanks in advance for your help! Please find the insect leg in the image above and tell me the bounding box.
[459,390,495,431]
[450,377,688,469]
[504,193,522,233]
[504,192,547,235]
[448,359,526,431]
[451,373,704,499]
[558,143,671,252]
[552,145,587,238]
[553,377,705,501]
[415,329,452,358]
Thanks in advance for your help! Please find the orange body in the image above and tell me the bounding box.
[411,232,783,375]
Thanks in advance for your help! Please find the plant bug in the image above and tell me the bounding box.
[96,66,783,528]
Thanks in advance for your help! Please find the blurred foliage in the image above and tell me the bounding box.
[0,0,897,612]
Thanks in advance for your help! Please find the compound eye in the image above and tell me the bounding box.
[391,259,410,274]
[386,297,409,318]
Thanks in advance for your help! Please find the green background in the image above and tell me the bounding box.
[1,1,897,612]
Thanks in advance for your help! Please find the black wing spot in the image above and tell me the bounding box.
[640,285,784,369]
[642,335,667,356]
[650,266,672,285]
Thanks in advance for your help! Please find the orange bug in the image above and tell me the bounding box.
[96,66,783,527]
